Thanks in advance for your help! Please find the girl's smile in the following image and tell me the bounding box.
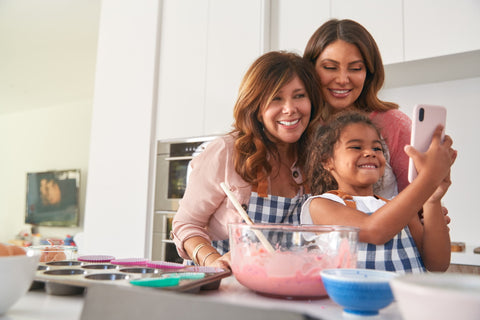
[326,123,386,196]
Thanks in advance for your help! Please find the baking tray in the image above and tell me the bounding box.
[33,259,232,296]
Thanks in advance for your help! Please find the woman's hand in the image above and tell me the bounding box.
[426,171,452,204]
[441,206,451,228]
[419,205,451,231]
[208,252,231,270]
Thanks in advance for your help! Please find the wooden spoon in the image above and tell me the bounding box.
[220,182,275,254]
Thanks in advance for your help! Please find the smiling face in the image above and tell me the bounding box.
[259,75,311,146]
[315,40,367,113]
[326,123,385,196]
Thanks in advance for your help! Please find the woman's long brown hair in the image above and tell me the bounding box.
[304,18,399,120]
[231,51,323,185]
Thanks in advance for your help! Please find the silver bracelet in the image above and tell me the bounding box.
[202,251,219,266]
[191,243,207,265]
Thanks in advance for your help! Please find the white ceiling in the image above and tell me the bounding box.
[0,0,101,115]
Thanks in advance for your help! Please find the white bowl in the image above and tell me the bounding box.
[390,272,480,320]
[0,254,40,315]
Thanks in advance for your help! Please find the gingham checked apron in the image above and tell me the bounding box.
[327,190,425,274]
[212,180,308,255]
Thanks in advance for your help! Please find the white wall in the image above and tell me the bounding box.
[0,0,100,114]
[0,0,99,243]
[0,102,92,242]
[380,77,480,247]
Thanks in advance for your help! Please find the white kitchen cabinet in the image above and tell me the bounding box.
[404,0,480,61]
[330,0,404,65]
[269,1,403,64]
[269,0,330,54]
[156,0,209,139]
[156,0,268,139]
[204,0,268,136]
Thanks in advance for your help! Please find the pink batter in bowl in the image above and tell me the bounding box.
[229,223,359,299]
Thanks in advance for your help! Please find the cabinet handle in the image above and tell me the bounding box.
[164,156,194,161]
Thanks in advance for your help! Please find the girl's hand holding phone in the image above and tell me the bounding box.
[404,126,457,187]
[408,104,447,182]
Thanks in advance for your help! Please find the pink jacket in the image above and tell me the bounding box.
[370,109,412,193]
[171,134,252,259]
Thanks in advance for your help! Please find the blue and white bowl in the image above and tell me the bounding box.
[320,268,397,316]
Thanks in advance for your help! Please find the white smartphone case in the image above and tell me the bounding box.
[408,104,447,182]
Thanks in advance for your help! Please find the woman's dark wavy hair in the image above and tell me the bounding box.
[231,51,323,185]
[303,18,399,120]
[306,110,385,195]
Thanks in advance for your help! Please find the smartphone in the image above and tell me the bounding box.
[408,104,447,182]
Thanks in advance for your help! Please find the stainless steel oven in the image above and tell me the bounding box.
[152,135,220,262]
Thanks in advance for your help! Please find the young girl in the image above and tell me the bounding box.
[301,111,456,273]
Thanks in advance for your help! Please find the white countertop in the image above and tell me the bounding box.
[450,244,480,266]
[0,290,83,320]
[201,276,403,320]
[1,276,403,320]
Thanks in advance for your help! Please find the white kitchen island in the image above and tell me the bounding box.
[0,290,83,320]
[1,276,403,320]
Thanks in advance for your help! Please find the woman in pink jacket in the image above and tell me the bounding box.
[172,51,323,269]
[304,18,411,199]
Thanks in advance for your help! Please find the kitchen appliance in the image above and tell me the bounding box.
[152,135,221,263]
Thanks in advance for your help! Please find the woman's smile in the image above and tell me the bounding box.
[260,76,311,144]
[315,40,367,112]
[278,118,300,127]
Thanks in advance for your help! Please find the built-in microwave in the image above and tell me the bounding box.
[152,135,221,262]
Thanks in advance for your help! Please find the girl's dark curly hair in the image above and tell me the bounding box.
[306,111,385,195]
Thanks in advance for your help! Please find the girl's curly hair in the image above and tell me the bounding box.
[306,110,386,195]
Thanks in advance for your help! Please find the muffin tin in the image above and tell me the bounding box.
[33,257,231,296]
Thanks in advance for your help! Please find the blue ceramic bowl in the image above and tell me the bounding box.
[320,268,397,316]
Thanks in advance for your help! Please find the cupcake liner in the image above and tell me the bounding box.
[77,255,116,263]
[110,258,148,266]
[146,261,185,269]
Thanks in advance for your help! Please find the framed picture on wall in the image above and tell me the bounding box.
[25,169,80,227]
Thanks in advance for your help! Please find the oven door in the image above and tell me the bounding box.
[152,137,219,262]
[152,211,183,263]
[154,154,193,212]
[154,139,216,211]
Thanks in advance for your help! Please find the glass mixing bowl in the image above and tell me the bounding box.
[229,223,359,299]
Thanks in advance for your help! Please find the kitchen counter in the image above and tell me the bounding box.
[199,276,403,319]
[0,290,83,320]
[1,276,403,320]
[450,244,480,266]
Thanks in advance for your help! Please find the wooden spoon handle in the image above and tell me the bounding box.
[220,182,275,254]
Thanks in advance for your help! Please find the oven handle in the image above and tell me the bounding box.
[164,156,195,161]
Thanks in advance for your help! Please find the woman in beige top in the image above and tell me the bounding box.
[172,51,323,269]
